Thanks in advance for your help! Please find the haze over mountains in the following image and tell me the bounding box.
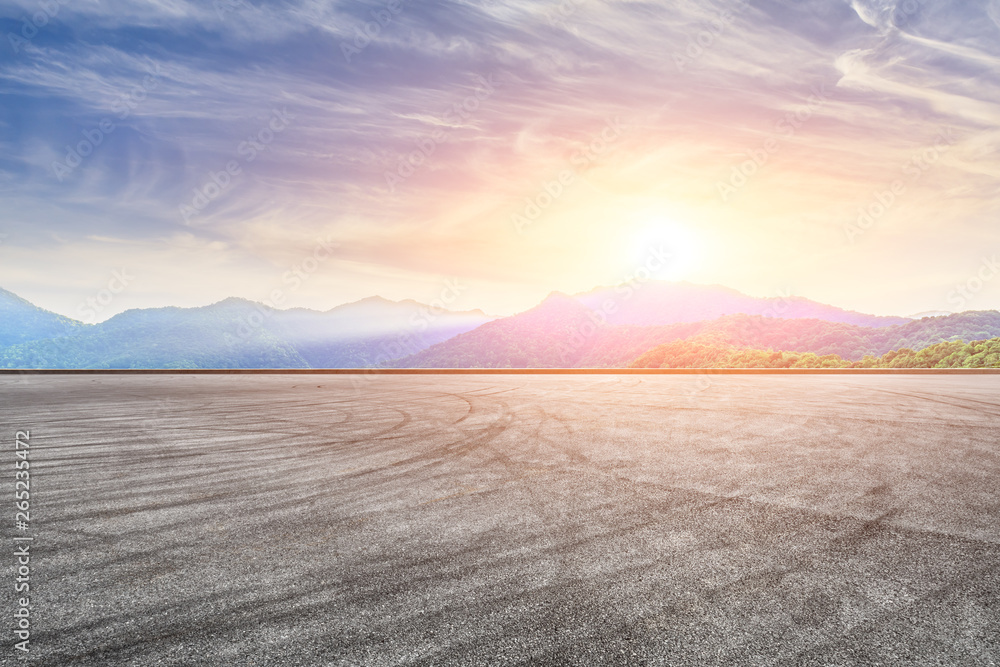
[0,290,494,369]
[1,282,998,369]
[572,283,909,328]
[395,293,1000,368]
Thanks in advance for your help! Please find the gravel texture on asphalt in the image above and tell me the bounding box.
[2,374,999,666]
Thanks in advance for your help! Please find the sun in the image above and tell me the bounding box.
[628,215,703,281]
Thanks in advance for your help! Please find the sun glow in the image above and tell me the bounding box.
[629,215,703,281]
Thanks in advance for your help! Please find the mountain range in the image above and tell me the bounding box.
[571,282,909,327]
[1,282,998,369]
[0,291,493,369]
[394,292,1000,368]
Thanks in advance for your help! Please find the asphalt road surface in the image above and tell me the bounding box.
[2,374,1000,666]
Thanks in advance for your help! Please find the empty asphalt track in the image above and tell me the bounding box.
[2,374,1000,666]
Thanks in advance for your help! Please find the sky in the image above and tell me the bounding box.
[1,0,999,322]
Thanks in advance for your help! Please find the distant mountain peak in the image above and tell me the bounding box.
[0,286,85,348]
[539,290,576,303]
[908,310,952,319]
[347,295,395,306]
[526,292,592,317]
[571,281,909,328]
[212,296,268,309]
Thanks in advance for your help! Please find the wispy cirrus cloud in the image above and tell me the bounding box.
[0,0,998,318]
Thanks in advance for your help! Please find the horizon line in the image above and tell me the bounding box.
[4,368,999,375]
[2,279,953,326]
